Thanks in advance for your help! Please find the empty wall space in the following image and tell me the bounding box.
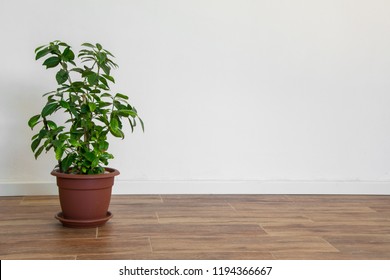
[1,0,390,195]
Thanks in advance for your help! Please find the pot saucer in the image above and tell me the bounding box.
[55,211,113,228]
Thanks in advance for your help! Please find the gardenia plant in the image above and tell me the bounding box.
[28,40,143,174]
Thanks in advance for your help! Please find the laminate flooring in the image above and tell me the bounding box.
[1,195,390,260]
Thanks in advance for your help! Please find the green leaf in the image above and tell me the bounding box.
[110,115,119,130]
[52,139,63,148]
[97,116,109,125]
[91,93,101,101]
[138,117,145,132]
[115,93,129,100]
[28,114,41,129]
[57,42,69,47]
[110,127,124,138]
[58,133,69,141]
[44,143,53,152]
[34,44,46,53]
[88,102,97,112]
[46,120,57,129]
[69,105,79,117]
[101,92,113,98]
[70,67,84,74]
[85,151,97,162]
[31,133,39,141]
[99,76,108,88]
[78,50,94,57]
[48,42,61,55]
[61,153,76,172]
[55,146,65,161]
[34,145,45,159]
[41,103,58,117]
[42,90,56,97]
[81,43,95,49]
[87,72,99,86]
[96,43,103,50]
[59,100,70,109]
[35,47,51,60]
[69,81,85,91]
[91,158,99,168]
[117,109,137,117]
[107,59,118,68]
[80,104,89,114]
[39,129,48,138]
[109,116,124,138]
[103,49,115,57]
[96,52,107,63]
[42,56,60,68]
[62,47,75,62]
[31,138,41,152]
[102,74,115,83]
[99,141,109,151]
[100,64,111,75]
[55,69,69,84]
[69,138,80,147]
[128,118,135,132]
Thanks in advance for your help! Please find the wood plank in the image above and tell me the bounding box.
[98,223,267,238]
[0,237,151,260]
[150,236,338,253]
[325,235,390,255]
[157,210,313,225]
[76,251,274,260]
[262,223,390,237]
[272,251,390,260]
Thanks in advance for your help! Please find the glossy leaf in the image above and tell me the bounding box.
[109,115,119,130]
[34,146,45,159]
[34,44,46,53]
[109,116,124,138]
[99,76,108,88]
[117,109,137,117]
[88,103,96,112]
[31,138,41,152]
[138,117,145,132]
[41,103,58,117]
[46,120,57,130]
[59,100,70,109]
[102,74,115,83]
[110,127,124,138]
[99,141,109,151]
[55,146,64,161]
[56,69,69,84]
[42,56,60,68]
[85,151,96,162]
[115,93,129,100]
[87,72,99,85]
[69,138,80,147]
[28,114,41,129]
[81,43,95,49]
[61,153,76,172]
[62,47,75,62]
[35,47,51,60]
[100,64,111,75]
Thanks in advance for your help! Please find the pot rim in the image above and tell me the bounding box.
[51,167,120,179]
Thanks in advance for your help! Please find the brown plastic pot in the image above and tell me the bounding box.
[51,167,120,228]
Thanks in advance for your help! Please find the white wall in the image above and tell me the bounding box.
[1,0,390,195]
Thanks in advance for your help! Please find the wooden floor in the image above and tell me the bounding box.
[1,194,390,260]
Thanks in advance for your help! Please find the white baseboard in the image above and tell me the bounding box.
[1,180,390,196]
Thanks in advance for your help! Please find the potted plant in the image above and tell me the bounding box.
[28,40,143,228]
